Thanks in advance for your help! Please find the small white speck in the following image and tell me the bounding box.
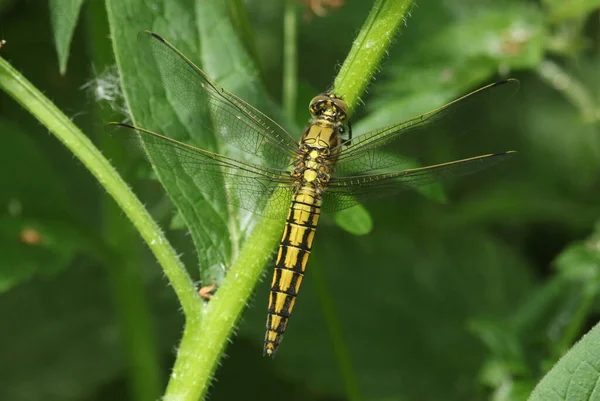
[364,40,376,49]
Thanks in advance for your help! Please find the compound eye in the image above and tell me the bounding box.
[309,95,329,109]
[331,98,348,115]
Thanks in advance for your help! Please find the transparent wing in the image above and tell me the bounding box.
[334,79,519,176]
[323,152,515,212]
[109,123,295,219]
[139,31,299,169]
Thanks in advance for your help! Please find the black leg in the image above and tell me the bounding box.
[347,121,353,141]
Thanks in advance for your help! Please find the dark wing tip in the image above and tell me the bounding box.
[485,150,518,161]
[138,30,166,43]
[106,122,134,129]
[149,31,166,42]
[494,78,521,96]
[497,77,519,84]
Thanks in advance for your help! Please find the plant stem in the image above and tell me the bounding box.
[0,56,200,318]
[164,211,282,400]
[85,1,163,400]
[536,59,600,122]
[334,0,414,115]
[282,0,298,122]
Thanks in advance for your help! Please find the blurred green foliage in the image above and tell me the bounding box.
[0,0,599,401]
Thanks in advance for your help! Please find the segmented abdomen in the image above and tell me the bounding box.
[264,186,321,357]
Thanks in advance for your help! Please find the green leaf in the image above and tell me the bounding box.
[107,0,376,285]
[169,211,186,230]
[106,0,268,283]
[49,0,86,74]
[528,322,600,401]
[331,204,373,235]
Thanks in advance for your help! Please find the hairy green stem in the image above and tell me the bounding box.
[164,211,282,400]
[334,0,414,115]
[0,57,200,318]
[85,1,163,399]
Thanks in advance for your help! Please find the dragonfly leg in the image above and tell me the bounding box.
[347,120,352,141]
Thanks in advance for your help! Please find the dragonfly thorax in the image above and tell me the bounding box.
[292,141,336,193]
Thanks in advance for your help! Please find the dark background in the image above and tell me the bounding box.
[0,0,599,400]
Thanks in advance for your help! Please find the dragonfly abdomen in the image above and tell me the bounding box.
[264,186,322,357]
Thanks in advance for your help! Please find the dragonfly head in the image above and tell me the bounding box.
[309,93,348,124]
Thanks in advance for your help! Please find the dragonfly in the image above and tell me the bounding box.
[111,31,517,357]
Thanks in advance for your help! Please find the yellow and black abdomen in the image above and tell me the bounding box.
[264,186,321,357]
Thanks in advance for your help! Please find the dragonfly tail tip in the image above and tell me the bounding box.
[263,344,278,358]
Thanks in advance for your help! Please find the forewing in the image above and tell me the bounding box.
[334,79,519,176]
[109,123,294,219]
[323,152,515,212]
[139,31,298,169]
